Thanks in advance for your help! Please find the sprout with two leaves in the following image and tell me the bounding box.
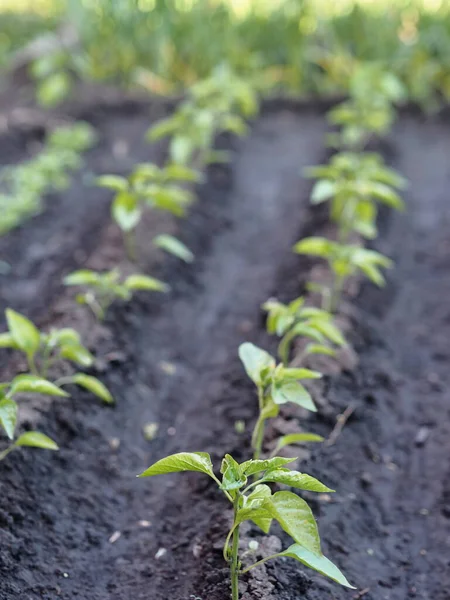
[262,297,346,366]
[239,343,324,460]
[97,163,199,260]
[138,452,354,600]
[0,374,66,461]
[305,151,406,242]
[0,309,113,404]
[294,237,393,313]
[64,269,169,321]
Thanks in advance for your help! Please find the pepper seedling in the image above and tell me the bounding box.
[293,237,393,313]
[326,64,405,151]
[64,269,169,321]
[0,309,113,403]
[147,64,258,166]
[305,151,406,241]
[0,375,66,461]
[97,163,199,260]
[262,297,346,366]
[239,343,323,459]
[138,452,354,600]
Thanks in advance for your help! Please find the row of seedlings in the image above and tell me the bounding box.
[138,63,407,599]
[0,67,260,461]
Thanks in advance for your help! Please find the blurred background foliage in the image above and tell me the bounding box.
[0,0,449,106]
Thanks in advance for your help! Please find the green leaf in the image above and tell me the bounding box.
[59,344,94,367]
[313,321,346,346]
[273,433,324,455]
[138,451,214,478]
[14,431,59,450]
[112,192,141,232]
[263,491,321,554]
[124,275,169,293]
[272,382,317,412]
[153,234,194,263]
[63,270,100,286]
[260,469,334,493]
[6,309,41,355]
[304,343,336,357]
[146,118,176,142]
[0,397,17,439]
[279,544,355,588]
[238,343,275,386]
[240,456,296,477]
[171,136,193,165]
[0,332,19,349]
[245,483,273,532]
[96,175,128,191]
[235,504,272,531]
[310,180,335,204]
[9,375,69,397]
[164,164,203,183]
[280,368,322,381]
[70,374,114,404]
[37,71,71,107]
[293,237,332,259]
[221,455,247,491]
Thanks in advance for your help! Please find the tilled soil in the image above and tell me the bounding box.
[0,101,449,600]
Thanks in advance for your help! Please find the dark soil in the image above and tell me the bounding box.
[0,99,449,600]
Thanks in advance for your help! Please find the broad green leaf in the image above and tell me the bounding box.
[260,469,334,493]
[37,71,71,107]
[272,382,317,412]
[263,491,321,555]
[96,175,128,191]
[293,237,332,259]
[64,270,100,286]
[240,456,296,477]
[0,397,17,439]
[112,192,141,232]
[50,328,81,345]
[6,309,41,355]
[153,234,194,263]
[279,544,355,588]
[71,374,114,404]
[0,332,19,349]
[124,275,169,293]
[273,433,324,454]
[238,343,275,386]
[60,343,94,367]
[138,451,214,478]
[9,375,69,397]
[171,136,193,165]
[358,263,385,286]
[235,504,272,531]
[310,180,335,204]
[15,431,59,450]
[221,455,247,491]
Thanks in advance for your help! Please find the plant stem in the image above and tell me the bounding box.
[230,495,241,600]
[0,445,14,462]
[252,417,265,461]
[240,552,282,575]
[329,273,344,314]
[124,230,137,262]
[27,353,39,376]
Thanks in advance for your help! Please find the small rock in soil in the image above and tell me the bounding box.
[415,426,430,446]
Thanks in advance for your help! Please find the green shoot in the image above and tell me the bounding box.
[262,297,346,366]
[0,375,64,461]
[64,269,169,321]
[138,452,354,599]
[239,343,322,460]
[293,237,393,313]
[0,309,113,404]
[97,163,200,260]
[305,151,406,242]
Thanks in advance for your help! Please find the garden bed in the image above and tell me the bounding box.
[0,100,449,600]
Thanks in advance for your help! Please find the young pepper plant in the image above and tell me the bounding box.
[0,309,113,403]
[262,297,346,366]
[138,452,354,600]
[0,375,65,461]
[239,343,323,459]
[293,237,393,313]
[64,269,169,321]
[97,163,199,260]
[305,151,406,242]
